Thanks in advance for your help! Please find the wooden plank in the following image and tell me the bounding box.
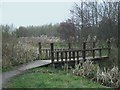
[61,52,63,61]
[68,43,71,49]
[69,51,71,61]
[46,49,48,59]
[82,42,86,60]
[65,51,67,62]
[49,49,51,59]
[38,42,41,59]
[92,42,95,58]
[77,51,79,61]
[73,51,75,61]
[51,43,54,64]
[56,52,59,62]
[99,49,102,57]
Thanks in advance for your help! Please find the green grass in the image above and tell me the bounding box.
[4,67,108,88]
[2,66,14,72]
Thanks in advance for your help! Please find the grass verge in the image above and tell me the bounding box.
[4,67,108,88]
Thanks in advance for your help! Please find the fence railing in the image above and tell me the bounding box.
[38,41,111,64]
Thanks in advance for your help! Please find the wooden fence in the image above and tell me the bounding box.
[38,41,111,64]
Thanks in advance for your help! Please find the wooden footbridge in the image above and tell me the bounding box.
[38,41,111,66]
[1,41,111,86]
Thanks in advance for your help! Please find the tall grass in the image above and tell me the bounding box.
[2,39,38,71]
[71,60,120,88]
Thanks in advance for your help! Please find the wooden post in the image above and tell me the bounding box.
[65,51,67,62]
[56,52,59,62]
[107,40,111,57]
[69,51,71,61]
[61,52,63,62]
[83,42,86,61]
[51,43,54,65]
[76,51,79,64]
[38,42,41,59]
[49,49,51,59]
[68,43,71,50]
[77,51,79,61]
[92,42,95,58]
[99,49,102,57]
[68,43,71,60]
[73,51,75,61]
[46,49,48,59]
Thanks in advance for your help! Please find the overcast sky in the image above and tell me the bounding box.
[1,2,74,27]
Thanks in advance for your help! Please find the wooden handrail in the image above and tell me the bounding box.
[38,41,111,64]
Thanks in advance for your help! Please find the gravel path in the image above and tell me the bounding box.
[0,60,51,89]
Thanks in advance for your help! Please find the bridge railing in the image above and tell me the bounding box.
[38,48,70,60]
[38,41,111,63]
[38,42,77,60]
[50,41,111,64]
[51,48,109,62]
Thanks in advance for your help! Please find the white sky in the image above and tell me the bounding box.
[1,2,74,27]
[0,0,118,27]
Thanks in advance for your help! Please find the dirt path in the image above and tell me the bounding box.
[1,60,51,89]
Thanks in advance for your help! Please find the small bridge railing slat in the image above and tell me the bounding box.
[54,50,82,62]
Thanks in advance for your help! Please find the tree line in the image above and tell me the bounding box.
[15,24,59,37]
[2,1,119,43]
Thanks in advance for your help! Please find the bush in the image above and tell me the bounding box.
[72,60,120,88]
[72,60,97,79]
[2,40,38,71]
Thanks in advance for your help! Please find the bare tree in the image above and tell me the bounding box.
[69,1,118,41]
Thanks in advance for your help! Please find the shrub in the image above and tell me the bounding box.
[72,60,120,88]
[73,60,97,79]
[2,38,38,71]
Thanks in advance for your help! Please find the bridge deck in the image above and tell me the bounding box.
[17,56,108,68]
[16,56,108,72]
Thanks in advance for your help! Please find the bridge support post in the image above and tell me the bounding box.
[51,43,54,67]
[99,49,102,57]
[68,43,71,60]
[82,42,86,61]
[68,43,71,50]
[38,42,41,60]
[92,42,95,58]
